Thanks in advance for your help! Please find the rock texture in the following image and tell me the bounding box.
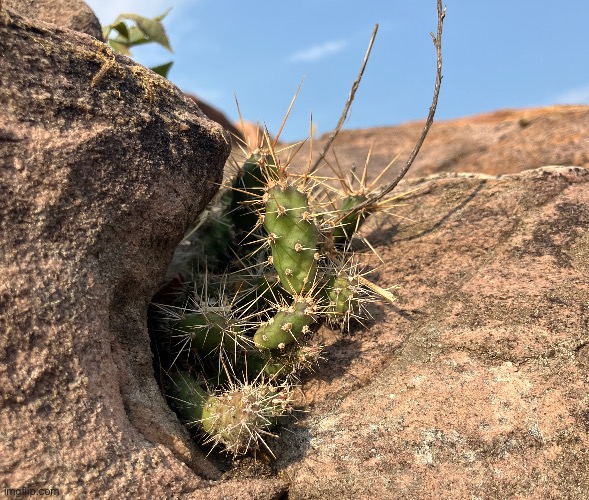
[0,9,287,499]
[288,106,589,181]
[275,166,589,498]
[5,0,102,39]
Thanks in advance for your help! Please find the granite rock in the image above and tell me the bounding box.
[287,106,589,181]
[5,0,102,39]
[0,9,286,498]
[275,166,589,499]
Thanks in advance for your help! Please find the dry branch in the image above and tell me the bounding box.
[338,0,446,220]
[308,24,379,175]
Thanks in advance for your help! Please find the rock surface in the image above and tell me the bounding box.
[288,106,589,181]
[5,0,102,39]
[274,166,589,498]
[0,9,287,499]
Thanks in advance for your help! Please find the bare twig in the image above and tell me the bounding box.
[339,1,445,220]
[308,24,379,175]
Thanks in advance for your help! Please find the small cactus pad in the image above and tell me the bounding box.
[253,299,315,350]
[264,184,319,295]
[167,371,211,424]
[167,371,291,455]
[332,194,371,246]
[231,152,276,240]
[325,275,356,316]
[177,311,239,355]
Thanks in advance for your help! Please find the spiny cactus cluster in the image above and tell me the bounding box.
[104,0,446,461]
[151,135,400,456]
[151,0,446,457]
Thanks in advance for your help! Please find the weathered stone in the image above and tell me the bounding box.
[288,106,589,180]
[5,0,102,39]
[275,166,589,498]
[0,10,287,498]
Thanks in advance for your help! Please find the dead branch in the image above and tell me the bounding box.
[308,24,379,175]
[339,0,446,220]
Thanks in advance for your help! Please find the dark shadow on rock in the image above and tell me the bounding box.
[312,337,361,384]
[272,415,315,471]
[367,179,487,246]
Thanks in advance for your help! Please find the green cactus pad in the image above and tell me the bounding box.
[201,383,290,454]
[325,275,355,315]
[246,343,323,378]
[177,311,239,355]
[167,371,290,455]
[167,371,211,424]
[264,184,319,295]
[231,152,277,241]
[332,194,371,246]
[253,300,314,350]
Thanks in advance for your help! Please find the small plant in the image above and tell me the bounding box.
[166,371,292,455]
[102,9,174,78]
[150,1,446,457]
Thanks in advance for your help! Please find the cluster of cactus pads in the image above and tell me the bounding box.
[151,135,399,457]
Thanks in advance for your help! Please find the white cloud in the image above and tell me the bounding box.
[554,84,589,104]
[289,40,347,63]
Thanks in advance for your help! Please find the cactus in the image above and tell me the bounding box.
[152,144,398,455]
[122,0,449,461]
[176,311,239,356]
[253,298,316,350]
[264,183,319,295]
[246,343,324,379]
[331,194,371,247]
[167,371,291,455]
[150,0,446,453]
[325,275,356,316]
[151,144,400,455]
[230,151,277,243]
[191,195,235,271]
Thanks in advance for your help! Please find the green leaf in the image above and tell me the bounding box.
[110,14,129,27]
[150,61,173,78]
[120,26,150,46]
[154,7,172,22]
[103,9,174,63]
[110,21,130,40]
[107,39,131,56]
[122,13,172,52]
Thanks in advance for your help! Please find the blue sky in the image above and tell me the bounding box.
[87,0,589,142]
